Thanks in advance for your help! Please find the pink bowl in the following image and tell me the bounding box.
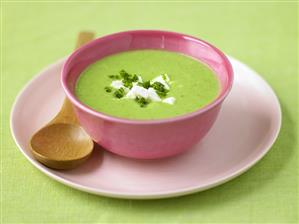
[61,30,233,159]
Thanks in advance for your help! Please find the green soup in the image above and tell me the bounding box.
[75,50,220,120]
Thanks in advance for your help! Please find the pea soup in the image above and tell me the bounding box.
[75,50,220,120]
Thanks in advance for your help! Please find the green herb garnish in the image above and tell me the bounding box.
[109,75,120,79]
[152,81,165,91]
[106,71,173,106]
[151,81,168,97]
[151,81,169,97]
[104,86,113,93]
[114,87,125,98]
[132,74,139,82]
[123,79,133,89]
[135,97,150,107]
[142,80,151,89]
[119,69,130,80]
[119,70,138,88]
[156,90,167,97]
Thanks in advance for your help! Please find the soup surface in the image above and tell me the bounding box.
[75,50,220,120]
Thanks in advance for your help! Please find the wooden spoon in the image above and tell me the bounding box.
[30,32,95,169]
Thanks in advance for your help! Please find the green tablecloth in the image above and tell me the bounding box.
[2,2,298,223]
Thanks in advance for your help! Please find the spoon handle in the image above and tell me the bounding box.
[51,32,95,125]
[51,98,79,124]
[76,31,95,49]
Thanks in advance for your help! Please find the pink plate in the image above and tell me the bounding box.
[10,57,281,199]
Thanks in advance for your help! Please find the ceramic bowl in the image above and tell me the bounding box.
[61,30,233,159]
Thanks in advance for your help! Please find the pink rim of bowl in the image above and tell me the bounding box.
[61,30,234,159]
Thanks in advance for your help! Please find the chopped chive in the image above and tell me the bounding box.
[132,74,139,82]
[104,86,113,92]
[142,80,151,89]
[119,69,130,79]
[123,79,133,88]
[113,87,125,98]
[135,97,150,107]
[152,81,165,91]
[109,75,120,79]
[151,81,169,98]
[107,70,173,105]
[156,90,167,97]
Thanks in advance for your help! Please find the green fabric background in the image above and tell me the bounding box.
[1,2,298,223]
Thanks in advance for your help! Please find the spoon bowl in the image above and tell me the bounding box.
[31,123,93,169]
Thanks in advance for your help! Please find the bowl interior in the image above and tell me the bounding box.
[62,30,233,114]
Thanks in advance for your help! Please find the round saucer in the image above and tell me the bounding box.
[10,57,281,199]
